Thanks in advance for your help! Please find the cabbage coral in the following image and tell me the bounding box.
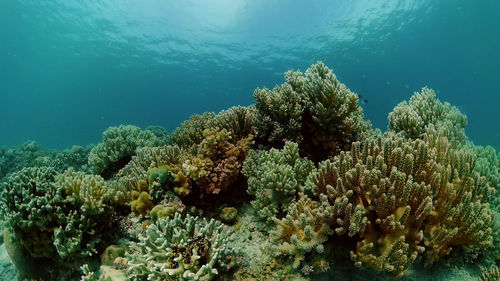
[253,61,372,162]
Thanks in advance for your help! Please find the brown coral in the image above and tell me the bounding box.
[272,132,494,276]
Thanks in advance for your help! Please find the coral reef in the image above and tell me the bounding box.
[0,62,498,281]
[253,61,372,162]
[169,106,255,150]
[126,213,238,281]
[388,87,467,146]
[88,125,163,179]
[243,141,314,223]
[479,265,500,281]
[272,132,495,276]
[0,141,54,182]
[219,207,238,224]
[0,167,117,280]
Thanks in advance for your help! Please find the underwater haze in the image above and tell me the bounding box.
[1,1,500,281]
[0,0,499,149]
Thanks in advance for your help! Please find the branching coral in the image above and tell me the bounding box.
[169,106,255,150]
[0,141,55,182]
[0,167,117,280]
[188,127,253,196]
[126,213,238,281]
[253,61,372,162]
[271,194,334,272]
[213,106,256,140]
[243,141,314,223]
[170,112,218,149]
[479,265,500,281]
[272,132,495,276]
[1,167,63,261]
[1,62,497,281]
[388,87,467,146]
[116,145,186,193]
[88,125,162,179]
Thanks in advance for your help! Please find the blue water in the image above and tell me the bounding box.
[0,0,499,149]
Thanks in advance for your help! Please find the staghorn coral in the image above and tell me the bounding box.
[126,213,238,281]
[0,142,91,183]
[169,106,255,150]
[466,143,500,205]
[1,62,498,281]
[51,145,92,173]
[388,87,467,146]
[272,132,495,276]
[1,167,63,262]
[146,125,170,144]
[253,61,372,162]
[88,125,162,179]
[253,83,304,146]
[243,141,314,223]
[52,169,117,265]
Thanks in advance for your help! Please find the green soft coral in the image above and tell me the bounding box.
[243,141,314,223]
[253,61,372,162]
[272,133,495,276]
[88,125,163,178]
[0,167,117,280]
[388,87,467,146]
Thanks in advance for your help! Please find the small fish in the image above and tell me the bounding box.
[358,94,368,105]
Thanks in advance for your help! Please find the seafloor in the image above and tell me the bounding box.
[0,62,498,281]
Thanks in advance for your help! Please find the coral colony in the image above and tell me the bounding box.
[0,62,498,280]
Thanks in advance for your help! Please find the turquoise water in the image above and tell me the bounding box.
[0,1,499,281]
[1,0,499,149]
